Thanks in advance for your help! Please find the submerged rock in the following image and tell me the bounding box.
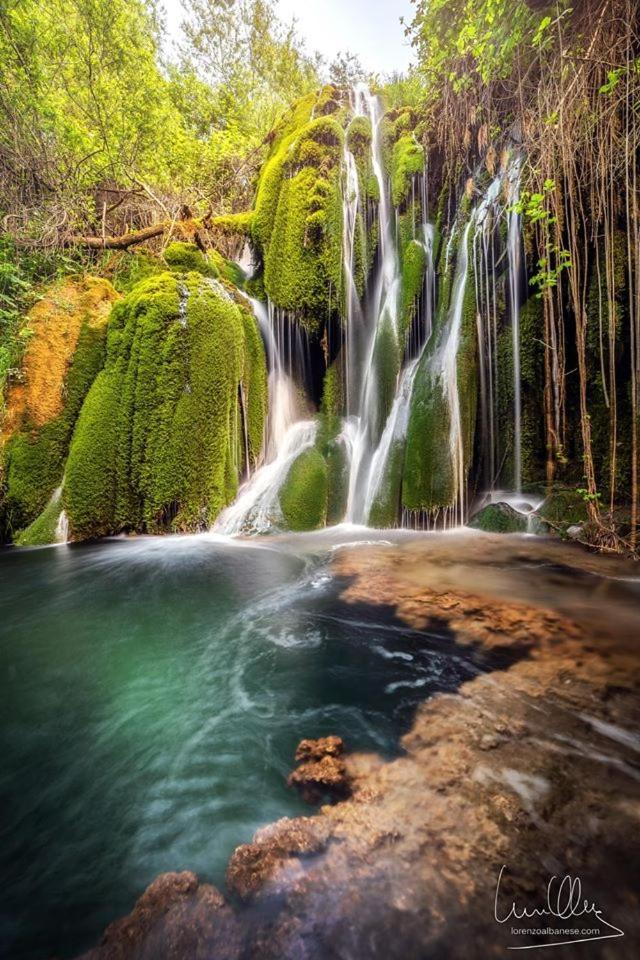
[468,501,527,533]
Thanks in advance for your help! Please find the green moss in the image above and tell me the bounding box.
[315,84,341,117]
[15,487,63,546]
[64,272,267,539]
[468,502,527,533]
[164,242,215,276]
[211,211,254,236]
[209,250,245,287]
[390,134,424,207]
[346,116,372,154]
[3,318,108,535]
[252,94,344,331]
[368,441,405,528]
[538,487,589,528]
[325,437,348,525]
[238,301,268,463]
[403,364,454,510]
[279,446,328,531]
[401,239,427,337]
[103,250,164,293]
[403,221,475,512]
[263,163,342,331]
[320,361,343,434]
[371,318,401,443]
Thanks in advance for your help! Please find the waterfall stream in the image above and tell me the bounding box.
[215,87,526,536]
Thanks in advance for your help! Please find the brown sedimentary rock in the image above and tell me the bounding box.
[294,735,344,762]
[226,817,331,901]
[78,871,240,960]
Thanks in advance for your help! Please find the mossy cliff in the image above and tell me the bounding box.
[63,272,267,539]
[255,108,345,332]
[403,225,477,516]
[0,277,118,540]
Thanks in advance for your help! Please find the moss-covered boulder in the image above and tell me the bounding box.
[536,487,590,532]
[251,95,344,332]
[279,446,328,531]
[63,272,267,540]
[163,241,215,276]
[468,502,527,534]
[1,276,118,540]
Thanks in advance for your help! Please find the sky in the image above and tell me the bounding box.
[162,0,415,77]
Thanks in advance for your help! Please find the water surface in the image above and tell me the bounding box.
[1,530,489,960]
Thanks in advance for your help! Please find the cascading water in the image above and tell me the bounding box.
[507,158,523,493]
[214,298,304,534]
[215,86,526,537]
[344,84,402,525]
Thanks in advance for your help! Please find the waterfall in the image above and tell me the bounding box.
[507,158,523,492]
[341,144,363,416]
[363,357,419,520]
[215,420,317,535]
[344,84,402,524]
[214,86,526,537]
[437,220,473,526]
[214,297,305,534]
[248,298,299,461]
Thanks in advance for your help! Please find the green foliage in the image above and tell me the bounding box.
[183,0,320,145]
[279,447,328,531]
[511,181,572,296]
[64,273,267,539]
[0,235,83,395]
[409,0,545,91]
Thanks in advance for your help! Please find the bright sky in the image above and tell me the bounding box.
[162,0,415,77]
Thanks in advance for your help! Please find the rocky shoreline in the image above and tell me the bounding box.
[78,535,640,960]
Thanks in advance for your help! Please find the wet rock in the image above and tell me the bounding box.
[226,816,330,901]
[288,754,351,804]
[79,871,240,960]
[295,735,344,762]
[537,486,589,529]
[566,524,584,540]
[468,502,527,534]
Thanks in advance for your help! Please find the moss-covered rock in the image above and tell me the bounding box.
[279,446,328,531]
[15,487,64,546]
[63,272,267,540]
[537,487,590,529]
[368,441,405,528]
[1,277,118,539]
[389,135,425,207]
[468,502,527,533]
[403,364,454,511]
[401,239,427,337]
[164,241,215,276]
[251,94,344,332]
